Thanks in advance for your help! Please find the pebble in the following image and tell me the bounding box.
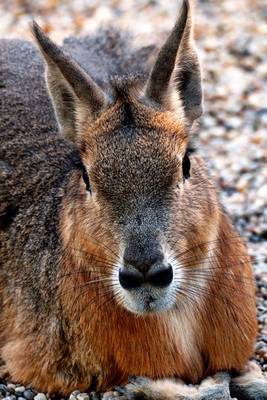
[15,387,26,396]
[76,394,89,400]
[6,385,15,394]
[255,341,266,351]
[89,393,100,400]
[23,390,35,400]
[69,391,80,400]
[34,394,47,400]
[0,385,7,396]
[257,347,267,359]
[102,392,119,399]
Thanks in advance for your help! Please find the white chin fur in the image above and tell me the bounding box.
[121,285,177,315]
[112,253,184,315]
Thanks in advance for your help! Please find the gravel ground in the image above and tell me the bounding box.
[0,0,266,398]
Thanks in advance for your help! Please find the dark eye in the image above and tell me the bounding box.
[182,152,191,180]
[81,165,91,193]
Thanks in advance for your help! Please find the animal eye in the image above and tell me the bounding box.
[81,165,91,193]
[182,152,191,180]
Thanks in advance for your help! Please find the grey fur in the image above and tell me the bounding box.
[0,38,79,312]
[0,27,156,318]
[0,30,158,391]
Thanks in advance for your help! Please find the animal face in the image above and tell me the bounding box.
[33,0,207,314]
[79,99,189,313]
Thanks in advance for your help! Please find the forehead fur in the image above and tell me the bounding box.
[80,80,188,159]
[79,84,188,210]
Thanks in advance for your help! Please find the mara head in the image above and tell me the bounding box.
[33,0,218,315]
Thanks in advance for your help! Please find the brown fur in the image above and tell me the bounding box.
[55,113,256,394]
[0,0,257,396]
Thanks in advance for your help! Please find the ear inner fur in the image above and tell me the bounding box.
[144,0,203,124]
[145,0,189,104]
[31,21,109,140]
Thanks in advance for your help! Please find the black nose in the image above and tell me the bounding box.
[119,264,173,290]
[147,264,173,288]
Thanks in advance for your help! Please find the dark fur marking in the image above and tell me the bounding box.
[0,204,19,230]
[81,164,91,192]
[182,152,191,180]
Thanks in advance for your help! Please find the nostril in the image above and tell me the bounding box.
[147,264,173,288]
[119,268,144,290]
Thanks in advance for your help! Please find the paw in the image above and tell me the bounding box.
[113,376,157,400]
[197,373,231,400]
[90,392,103,400]
[110,374,231,400]
[230,361,267,400]
[102,390,126,400]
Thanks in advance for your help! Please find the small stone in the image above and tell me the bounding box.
[34,394,47,400]
[255,341,266,352]
[258,315,267,324]
[0,385,7,396]
[69,390,80,400]
[257,346,267,358]
[18,397,26,400]
[226,116,242,129]
[257,185,267,200]
[77,394,89,400]
[102,391,119,399]
[203,115,216,128]
[23,390,35,400]
[4,396,16,400]
[89,393,101,400]
[15,387,25,395]
[261,287,267,299]
[6,385,15,394]
[211,126,225,137]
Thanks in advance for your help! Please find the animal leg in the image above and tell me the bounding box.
[230,361,267,400]
[104,373,231,400]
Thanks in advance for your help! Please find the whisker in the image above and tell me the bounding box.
[178,272,255,286]
[175,277,256,300]
[176,285,252,316]
[168,234,245,259]
[59,277,113,297]
[173,251,253,264]
[76,286,118,316]
[68,284,117,315]
[57,268,114,280]
[172,257,252,272]
[63,246,118,268]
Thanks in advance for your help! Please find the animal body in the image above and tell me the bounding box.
[0,0,258,398]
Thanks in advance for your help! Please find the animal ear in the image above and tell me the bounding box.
[145,0,202,125]
[32,22,109,141]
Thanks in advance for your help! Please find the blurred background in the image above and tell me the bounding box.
[0,0,267,375]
